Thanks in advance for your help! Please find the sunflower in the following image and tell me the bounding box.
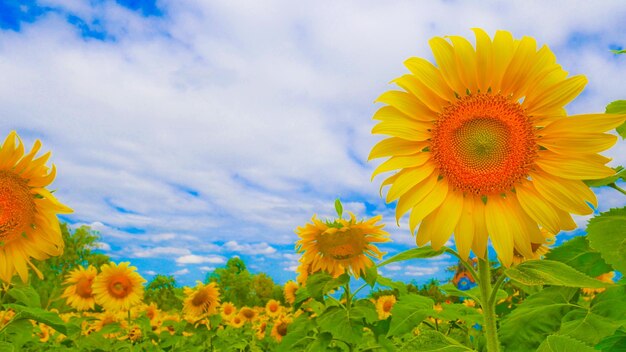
[62,265,98,311]
[265,299,282,318]
[284,280,298,304]
[220,301,237,321]
[270,317,291,342]
[0,131,72,283]
[238,306,256,322]
[295,212,390,279]
[92,262,145,311]
[375,295,397,320]
[295,258,314,285]
[370,29,626,266]
[183,282,220,319]
[229,315,245,328]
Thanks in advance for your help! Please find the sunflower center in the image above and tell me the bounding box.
[269,303,278,312]
[192,288,210,307]
[108,276,132,298]
[0,171,35,243]
[223,305,233,315]
[241,308,255,319]
[276,322,288,336]
[383,300,393,312]
[317,229,366,260]
[75,277,94,298]
[431,93,536,195]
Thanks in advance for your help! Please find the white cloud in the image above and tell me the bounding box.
[385,264,402,271]
[133,247,192,258]
[199,266,215,272]
[175,254,226,265]
[172,268,190,276]
[145,270,157,276]
[93,242,111,251]
[223,241,277,255]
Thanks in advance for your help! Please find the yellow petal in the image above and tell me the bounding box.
[393,74,448,113]
[368,137,427,160]
[501,36,537,96]
[524,75,587,115]
[404,57,456,101]
[538,132,617,155]
[375,91,437,122]
[448,35,478,93]
[540,113,626,134]
[491,30,515,92]
[372,120,431,141]
[484,195,515,267]
[395,173,439,223]
[535,150,615,180]
[516,181,563,235]
[454,196,475,260]
[512,45,558,101]
[471,28,494,92]
[471,197,488,258]
[530,172,596,215]
[429,37,466,94]
[385,162,436,202]
[417,190,464,249]
[371,153,431,180]
[409,180,449,235]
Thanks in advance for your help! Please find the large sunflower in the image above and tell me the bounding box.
[182,282,220,319]
[62,265,98,311]
[0,131,72,283]
[92,262,145,311]
[295,212,390,279]
[370,29,625,266]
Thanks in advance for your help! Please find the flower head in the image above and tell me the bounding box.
[62,265,98,311]
[375,295,397,320]
[370,29,626,266]
[92,262,145,311]
[295,212,390,279]
[0,131,72,282]
[183,282,220,319]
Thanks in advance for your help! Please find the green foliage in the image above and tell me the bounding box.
[596,329,626,351]
[144,275,183,311]
[388,294,434,336]
[606,100,626,138]
[544,236,612,277]
[398,330,473,351]
[586,207,626,274]
[378,246,445,267]
[504,259,614,288]
[536,335,596,352]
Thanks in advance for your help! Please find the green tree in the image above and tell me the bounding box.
[144,275,183,311]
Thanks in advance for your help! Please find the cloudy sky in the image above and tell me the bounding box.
[1,0,625,287]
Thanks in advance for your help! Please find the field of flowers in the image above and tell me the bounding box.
[1,30,625,351]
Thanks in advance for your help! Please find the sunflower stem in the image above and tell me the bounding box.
[478,258,500,352]
[609,183,626,196]
[444,248,479,282]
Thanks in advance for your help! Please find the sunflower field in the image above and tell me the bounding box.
[1,29,626,352]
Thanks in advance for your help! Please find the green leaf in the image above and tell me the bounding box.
[586,207,626,273]
[611,49,626,54]
[558,286,626,345]
[4,304,81,338]
[7,285,41,308]
[606,100,626,138]
[318,306,363,344]
[334,198,343,218]
[305,272,349,302]
[544,236,612,277]
[306,332,332,352]
[584,166,626,187]
[0,342,15,352]
[388,294,434,337]
[363,265,378,288]
[352,300,379,324]
[504,260,614,288]
[499,287,579,351]
[276,315,315,352]
[378,246,445,267]
[435,303,483,325]
[596,329,626,351]
[536,335,595,352]
[398,330,473,351]
[377,276,408,295]
[439,283,481,305]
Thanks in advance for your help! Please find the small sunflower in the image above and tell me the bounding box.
[255,320,268,340]
[265,299,282,318]
[92,262,145,311]
[283,280,298,304]
[270,317,291,342]
[370,29,626,266]
[183,282,220,319]
[0,131,73,283]
[62,265,98,311]
[582,272,615,296]
[295,212,390,279]
[238,306,256,322]
[220,301,237,321]
[229,315,245,328]
[376,295,397,320]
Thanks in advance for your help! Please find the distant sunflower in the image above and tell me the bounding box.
[92,262,145,311]
[0,131,72,283]
[295,212,390,279]
[370,29,626,266]
[238,306,257,322]
[270,317,291,342]
[283,281,298,305]
[62,265,97,311]
[229,315,245,328]
[265,299,281,318]
[375,295,397,320]
[220,302,237,321]
[183,282,220,319]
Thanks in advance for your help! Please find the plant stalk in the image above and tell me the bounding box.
[478,258,500,352]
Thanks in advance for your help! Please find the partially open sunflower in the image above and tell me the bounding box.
[370,29,625,266]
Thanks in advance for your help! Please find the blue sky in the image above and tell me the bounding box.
[1,0,625,287]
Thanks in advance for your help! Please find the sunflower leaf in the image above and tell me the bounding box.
[439,283,482,305]
[377,246,445,267]
[595,329,626,351]
[334,198,343,218]
[6,285,41,308]
[611,49,626,54]
[606,100,626,139]
[544,236,612,277]
[536,335,595,352]
[387,294,434,337]
[3,304,81,339]
[586,207,626,274]
[317,306,363,344]
[363,265,378,287]
[504,260,614,288]
[397,329,473,351]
